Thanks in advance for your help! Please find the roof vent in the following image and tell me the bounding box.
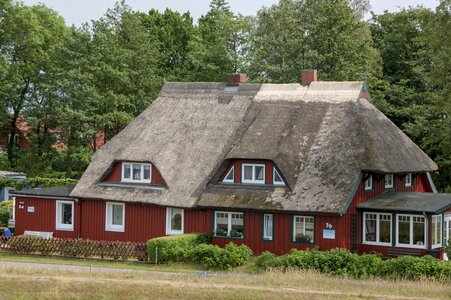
[227,73,247,86]
[301,69,317,86]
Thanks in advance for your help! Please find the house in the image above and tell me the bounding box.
[11,71,451,258]
[0,171,26,202]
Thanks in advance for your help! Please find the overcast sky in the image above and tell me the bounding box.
[21,0,439,26]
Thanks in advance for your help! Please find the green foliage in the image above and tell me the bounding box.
[0,200,12,226]
[147,233,210,263]
[256,248,451,281]
[191,242,253,270]
[445,243,451,259]
[0,177,76,190]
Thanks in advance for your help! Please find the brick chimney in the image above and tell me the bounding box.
[227,73,247,86]
[301,69,318,86]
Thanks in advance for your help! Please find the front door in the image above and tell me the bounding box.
[445,214,451,260]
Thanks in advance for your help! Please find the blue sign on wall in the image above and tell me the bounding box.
[323,229,335,239]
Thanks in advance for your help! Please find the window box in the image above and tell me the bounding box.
[56,201,74,231]
[241,163,265,184]
[166,208,184,235]
[293,216,314,244]
[105,202,125,232]
[396,214,426,249]
[384,174,394,189]
[214,211,244,239]
[362,212,392,246]
[262,214,274,241]
[121,162,151,183]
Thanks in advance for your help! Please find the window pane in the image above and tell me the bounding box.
[264,214,273,239]
[365,214,376,242]
[398,216,410,244]
[62,203,72,225]
[112,205,123,225]
[224,167,234,181]
[385,175,393,187]
[295,216,314,243]
[243,166,252,180]
[215,212,229,237]
[143,165,151,180]
[124,164,131,179]
[171,208,183,231]
[274,169,283,183]
[133,164,141,180]
[255,166,264,181]
[231,213,244,238]
[379,215,391,243]
[413,218,425,246]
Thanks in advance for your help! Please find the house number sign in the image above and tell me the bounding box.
[323,222,335,239]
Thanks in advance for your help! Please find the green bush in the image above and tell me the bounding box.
[0,200,13,227]
[445,242,451,259]
[256,248,450,281]
[191,242,253,270]
[147,233,210,263]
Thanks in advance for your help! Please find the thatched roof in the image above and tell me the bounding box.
[71,81,437,214]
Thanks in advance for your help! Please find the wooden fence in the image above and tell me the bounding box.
[0,235,147,261]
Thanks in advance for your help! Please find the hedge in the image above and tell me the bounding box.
[191,243,253,270]
[147,233,210,263]
[256,248,451,281]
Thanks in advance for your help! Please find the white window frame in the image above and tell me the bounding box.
[384,174,394,188]
[431,214,442,249]
[364,175,373,191]
[222,166,234,183]
[241,163,265,184]
[292,215,315,243]
[263,214,273,241]
[362,212,392,246]
[166,207,184,235]
[214,211,244,239]
[121,162,152,183]
[105,202,125,232]
[55,200,74,231]
[404,173,412,187]
[273,167,285,186]
[396,214,427,249]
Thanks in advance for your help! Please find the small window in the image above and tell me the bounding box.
[363,212,391,245]
[222,166,234,183]
[384,174,394,188]
[432,215,442,249]
[56,201,74,231]
[242,163,265,184]
[214,211,244,239]
[105,202,125,232]
[396,214,426,248]
[273,168,285,186]
[121,162,152,183]
[166,207,184,235]
[263,214,273,241]
[293,216,314,243]
[405,173,412,187]
[364,174,373,191]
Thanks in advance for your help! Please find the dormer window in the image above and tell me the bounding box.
[121,162,151,183]
[222,166,234,183]
[364,174,373,191]
[405,173,412,187]
[273,167,285,186]
[242,163,265,184]
[384,174,394,188]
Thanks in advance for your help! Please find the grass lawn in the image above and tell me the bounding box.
[1,252,450,299]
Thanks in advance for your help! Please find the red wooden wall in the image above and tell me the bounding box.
[103,162,166,186]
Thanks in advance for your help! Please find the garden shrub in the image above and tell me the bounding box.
[0,200,12,227]
[147,233,210,263]
[378,255,451,280]
[191,242,253,270]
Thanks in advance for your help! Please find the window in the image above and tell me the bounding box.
[384,174,394,188]
[273,168,285,186]
[263,214,273,241]
[222,166,234,183]
[105,202,125,232]
[293,216,314,243]
[242,163,265,184]
[166,208,184,235]
[396,214,426,248]
[8,134,19,147]
[364,174,373,191]
[431,215,442,249]
[56,201,74,231]
[404,173,412,187]
[214,211,244,238]
[363,212,391,245]
[121,162,151,183]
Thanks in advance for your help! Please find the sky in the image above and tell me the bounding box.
[21,0,439,26]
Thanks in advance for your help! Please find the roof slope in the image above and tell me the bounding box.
[71,81,437,213]
[12,184,75,198]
